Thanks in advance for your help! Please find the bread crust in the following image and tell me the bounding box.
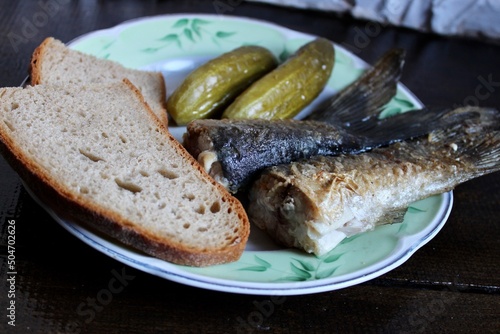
[0,141,247,266]
[29,37,169,126]
[0,82,249,267]
[153,72,169,126]
[28,37,48,85]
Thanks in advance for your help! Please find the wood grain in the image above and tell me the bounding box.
[0,1,499,333]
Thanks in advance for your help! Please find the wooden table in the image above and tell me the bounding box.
[1,1,499,333]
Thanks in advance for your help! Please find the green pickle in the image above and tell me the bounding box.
[222,38,335,120]
[167,45,278,125]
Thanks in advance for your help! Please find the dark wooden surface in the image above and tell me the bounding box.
[1,1,499,333]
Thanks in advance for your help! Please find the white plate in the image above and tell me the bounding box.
[30,14,452,295]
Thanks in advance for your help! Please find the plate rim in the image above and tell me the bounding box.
[22,13,452,295]
[25,183,453,295]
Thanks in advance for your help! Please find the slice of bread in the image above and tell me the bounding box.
[0,79,249,266]
[30,37,168,126]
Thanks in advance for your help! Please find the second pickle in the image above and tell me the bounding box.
[167,45,278,125]
[222,38,335,120]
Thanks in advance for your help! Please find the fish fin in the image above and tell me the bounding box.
[428,107,500,176]
[426,106,500,143]
[305,48,405,128]
[469,132,500,175]
[359,106,489,150]
[465,132,500,176]
[375,208,408,226]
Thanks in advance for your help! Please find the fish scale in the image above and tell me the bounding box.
[184,49,481,194]
[248,107,500,256]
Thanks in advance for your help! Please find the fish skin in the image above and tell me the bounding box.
[184,106,479,193]
[247,107,500,256]
[184,118,362,192]
[183,48,407,193]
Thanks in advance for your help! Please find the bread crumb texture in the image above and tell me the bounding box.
[0,84,244,254]
[31,37,168,126]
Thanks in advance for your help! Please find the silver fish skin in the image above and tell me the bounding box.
[248,107,500,256]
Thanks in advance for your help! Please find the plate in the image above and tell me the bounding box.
[32,14,452,295]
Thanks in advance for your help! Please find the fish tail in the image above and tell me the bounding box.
[465,132,500,176]
[427,107,500,176]
[305,48,405,127]
[358,106,492,150]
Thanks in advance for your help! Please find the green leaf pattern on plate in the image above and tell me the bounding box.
[181,196,439,283]
[238,251,346,282]
[234,201,431,282]
[238,255,272,272]
[68,15,447,287]
[143,18,236,53]
[407,206,427,214]
[397,205,428,235]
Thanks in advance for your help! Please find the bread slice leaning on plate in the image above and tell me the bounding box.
[30,37,169,126]
[0,79,249,266]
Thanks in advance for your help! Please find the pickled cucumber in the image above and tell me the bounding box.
[167,46,278,125]
[222,38,334,120]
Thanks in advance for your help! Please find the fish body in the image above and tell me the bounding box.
[184,107,477,193]
[248,107,500,255]
[183,48,407,193]
[184,118,363,191]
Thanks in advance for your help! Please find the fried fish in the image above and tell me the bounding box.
[183,49,460,193]
[184,106,478,193]
[247,107,500,255]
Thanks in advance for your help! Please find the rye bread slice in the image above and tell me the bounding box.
[30,37,168,126]
[0,80,249,266]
